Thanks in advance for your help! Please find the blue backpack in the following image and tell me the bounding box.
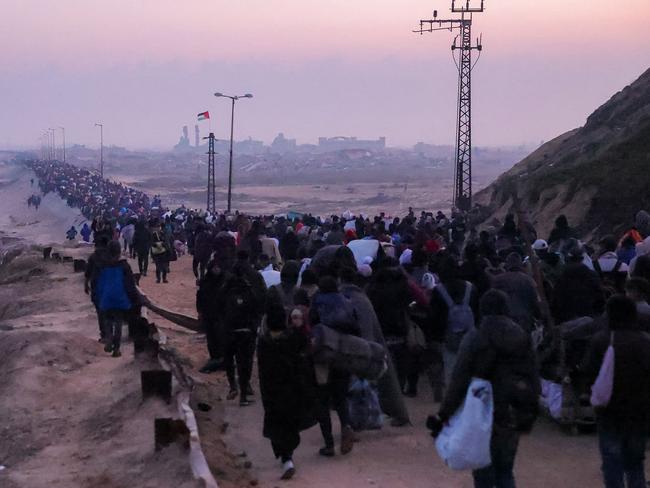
[96,265,132,311]
[438,282,475,352]
[347,377,383,432]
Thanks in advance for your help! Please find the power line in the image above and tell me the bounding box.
[415,0,485,211]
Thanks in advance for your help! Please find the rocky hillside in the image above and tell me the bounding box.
[475,68,650,240]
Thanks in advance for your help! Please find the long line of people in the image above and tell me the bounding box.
[30,159,650,486]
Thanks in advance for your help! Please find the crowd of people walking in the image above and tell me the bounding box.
[28,159,650,486]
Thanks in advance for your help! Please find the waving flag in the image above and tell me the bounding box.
[197,111,210,121]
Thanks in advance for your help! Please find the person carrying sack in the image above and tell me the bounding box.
[427,290,540,488]
[582,295,650,488]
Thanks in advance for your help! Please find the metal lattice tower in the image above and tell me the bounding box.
[415,0,484,211]
[206,132,216,213]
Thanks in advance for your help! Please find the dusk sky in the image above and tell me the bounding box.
[2,0,649,150]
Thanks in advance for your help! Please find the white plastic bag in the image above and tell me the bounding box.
[540,379,563,420]
[591,333,615,408]
[435,378,493,471]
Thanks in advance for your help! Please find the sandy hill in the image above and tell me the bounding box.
[474,68,650,240]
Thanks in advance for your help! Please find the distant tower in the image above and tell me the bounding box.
[183,125,189,142]
[415,0,485,211]
[205,133,216,213]
[195,125,200,147]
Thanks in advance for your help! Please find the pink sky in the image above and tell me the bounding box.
[1,0,649,149]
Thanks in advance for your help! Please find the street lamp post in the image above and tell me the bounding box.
[40,132,49,160]
[58,126,66,163]
[48,128,56,161]
[213,92,253,213]
[95,123,104,179]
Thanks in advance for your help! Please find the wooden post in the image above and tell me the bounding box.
[73,259,87,272]
[141,370,172,403]
[154,418,190,451]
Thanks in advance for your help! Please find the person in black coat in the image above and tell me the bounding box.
[551,250,605,323]
[428,289,540,488]
[279,228,300,262]
[132,220,152,276]
[258,302,316,480]
[196,260,228,373]
[581,295,650,488]
[192,224,214,281]
[367,260,413,392]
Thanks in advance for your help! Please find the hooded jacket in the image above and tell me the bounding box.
[491,270,541,333]
[582,326,650,433]
[439,315,540,429]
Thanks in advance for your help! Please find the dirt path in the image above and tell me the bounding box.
[0,162,88,246]
[2,162,639,487]
[138,255,634,488]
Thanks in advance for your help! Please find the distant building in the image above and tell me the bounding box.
[195,125,200,147]
[317,136,386,152]
[236,137,265,155]
[174,125,192,151]
[271,133,297,154]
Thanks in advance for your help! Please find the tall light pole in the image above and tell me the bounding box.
[58,126,66,163]
[213,92,253,213]
[40,132,49,160]
[48,128,56,161]
[95,123,104,179]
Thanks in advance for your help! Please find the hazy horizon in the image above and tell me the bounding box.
[2,0,649,151]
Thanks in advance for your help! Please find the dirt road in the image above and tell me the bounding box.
[138,255,630,488]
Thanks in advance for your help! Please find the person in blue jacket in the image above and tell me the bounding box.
[91,240,140,357]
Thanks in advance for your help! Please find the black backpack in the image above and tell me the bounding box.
[486,335,540,433]
[592,259,625,298]
[223,276,256,331]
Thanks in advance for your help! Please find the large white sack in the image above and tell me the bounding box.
[347,239,380,266]
[435,378,493,471]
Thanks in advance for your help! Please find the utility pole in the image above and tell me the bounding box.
[40,132,48,160]
[48,128,56,161]
[204,132,216,213]
[415,0,484,211]
[58,126,66,163]
[95,123,104,179]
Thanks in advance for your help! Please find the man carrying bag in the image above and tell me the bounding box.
[427,290,540,488]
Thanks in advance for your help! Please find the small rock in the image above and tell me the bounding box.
[243,461,252,469]
[220,422,229,434]
[237,451,247,458]
[249,480,258,486]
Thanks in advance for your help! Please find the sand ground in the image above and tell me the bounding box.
[0,164,201,488]
[3,161,648,488]
[137,254,635,488]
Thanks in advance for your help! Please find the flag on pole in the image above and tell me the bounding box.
[197,111,210,121]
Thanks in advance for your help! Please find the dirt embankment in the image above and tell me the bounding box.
[475,68,650,239]
[0,244,203,488]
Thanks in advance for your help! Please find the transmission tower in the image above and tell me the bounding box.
[415,0,484,211]
[205,132,216,213]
